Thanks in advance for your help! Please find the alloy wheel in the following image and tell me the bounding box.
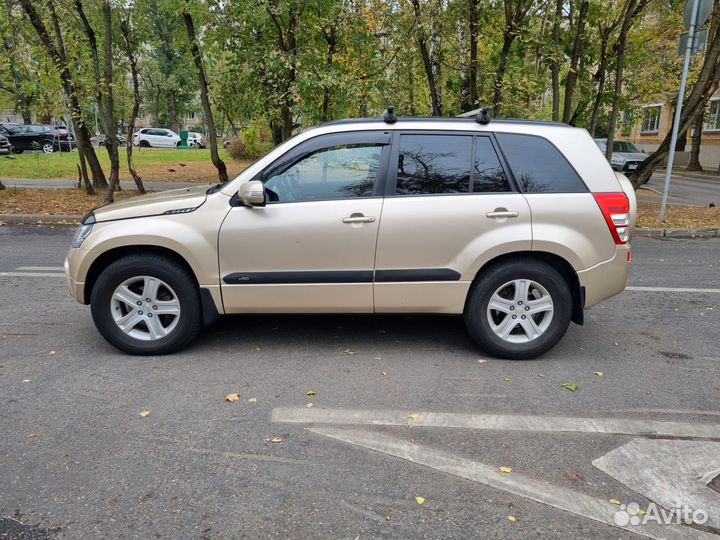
[486,279,554,343]
[110,276,181,341]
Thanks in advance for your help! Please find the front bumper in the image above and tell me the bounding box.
[577,244,631,308]
[65,249,87,303]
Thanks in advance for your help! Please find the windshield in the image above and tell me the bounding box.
[612,141,641,153]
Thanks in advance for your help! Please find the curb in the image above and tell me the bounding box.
[635,227,719,238]
[0,214,80,224]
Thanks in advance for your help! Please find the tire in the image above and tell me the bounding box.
[42,141,55,153]
[13,148,23,154]
[139,140,150,148]
[90,254,202,355]
[464,258,572,360]
[176,141,181,147]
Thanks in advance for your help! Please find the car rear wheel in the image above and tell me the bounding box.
[90,255,202,355]
[464,258,572,360]
[42,141,55,153]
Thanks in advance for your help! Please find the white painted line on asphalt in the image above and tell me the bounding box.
[308,427,716,540]
[272,407,720,439]
[593,438,720,529]
[600,408,720,417]
[626,286,720,294]
[0,272,65,278]
[15,266,64,272]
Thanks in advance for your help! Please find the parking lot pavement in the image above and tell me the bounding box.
[1,225,719,539]
[641,171,720,207]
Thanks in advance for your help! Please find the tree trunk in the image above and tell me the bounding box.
[630,5,720,187]
[101,0,120,203]
[182,2,228,184]
[494,0,530,117]
[0,180,5,191]
[550,0,562,121]
[687,110,705,171]
[461,0,479,112]
[589,31,611,136]
[562,0,589,123]
[20,0,107,189]
[411,0,442,116]
[77,147,95,195]
[168,91,178,134]
[120,13,146,194]
[605,0,639,162]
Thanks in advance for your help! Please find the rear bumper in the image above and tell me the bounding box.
[577,244,631,308]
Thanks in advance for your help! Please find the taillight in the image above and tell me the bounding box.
[593,192,630,244]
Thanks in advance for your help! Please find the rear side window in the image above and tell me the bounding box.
[474,137,510,192]
[495,133,586,193]
[396,134,472,194]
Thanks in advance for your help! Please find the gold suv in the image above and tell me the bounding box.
[65,113,636,359]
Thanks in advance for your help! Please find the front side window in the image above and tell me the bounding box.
[396,134,472,194]
[641,106,661,133]
[495,133,586,193]
[264,144,382,203]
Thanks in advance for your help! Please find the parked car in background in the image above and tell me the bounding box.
[0,122,20,136]
[187,132,206,148]
[6,124,75,153]
[133,128,181,148]
[594,139,647,174]
[0,134,12,154]
[66,114,636,358]
[98,133,127,147]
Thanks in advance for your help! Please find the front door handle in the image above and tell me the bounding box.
[342,214,375,224]
[486,209,519,219]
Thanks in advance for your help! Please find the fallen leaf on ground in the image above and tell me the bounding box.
[499,466,512,473]
[609,499,621,505]
[507,515,516,523]
[415,496,425,504]
[21,379,30,383]
[306,391,316,396]
[594,371,604,377]
[269,436,283,443]
[503,377,511,383]
[225,393,240,402]
[478,359,488,364]
[343,349,357,355]
[381,371,387,376]
[139,411,150,417]
[565,471,584,481]
[26,432,38,438]
[49,351,56,355]
[373,356,383,361]
[562,383,579,392]
[613,341,618,346]
[255,347,261,351]
[247,397,257,404]
[406,413,420,420]
[306,402,314,408]
[536,373,545,378]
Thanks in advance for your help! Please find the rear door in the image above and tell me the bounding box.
[219,130,391,313]
[374,132,532,313]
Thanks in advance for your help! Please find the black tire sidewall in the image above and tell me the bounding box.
[90,256,202,355]
[465,260,572,360]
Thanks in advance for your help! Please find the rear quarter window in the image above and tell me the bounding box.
[495,133,587,193]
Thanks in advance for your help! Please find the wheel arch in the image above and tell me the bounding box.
[467,251,584,325]
[82,245,221,325]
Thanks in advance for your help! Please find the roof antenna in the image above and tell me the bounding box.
[383,106,397,124]
[476,107,491,125]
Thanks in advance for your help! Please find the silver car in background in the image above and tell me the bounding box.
[595,139,647,173]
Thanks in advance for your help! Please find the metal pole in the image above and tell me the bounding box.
[659,0,700,221]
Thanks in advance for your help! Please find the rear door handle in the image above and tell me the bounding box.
[486,210,519,219]
[342,214,375,224]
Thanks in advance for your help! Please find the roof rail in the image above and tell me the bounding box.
[476,107,491,125]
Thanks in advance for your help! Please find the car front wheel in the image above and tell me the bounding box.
[464,258,572,360]
[90,255,202,355]
[42,141,55,153]
[139,140,150,148]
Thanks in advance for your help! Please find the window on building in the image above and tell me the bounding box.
[186,112,196,120]
[641,106,661,133]
[705,99,720,131]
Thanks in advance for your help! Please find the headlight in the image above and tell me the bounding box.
[611,155,625,165]
[71,223,93,248]
[71,211,95,248]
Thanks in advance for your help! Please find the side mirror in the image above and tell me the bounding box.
[238,180,266,207]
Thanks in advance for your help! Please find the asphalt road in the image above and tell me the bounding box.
[640,171,720,207]
[1,225,719,539]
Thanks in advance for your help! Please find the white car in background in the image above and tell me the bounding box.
[187,132,206,148]
[133,128,181,148]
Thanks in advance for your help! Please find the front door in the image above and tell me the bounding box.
[219,131,391,313]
